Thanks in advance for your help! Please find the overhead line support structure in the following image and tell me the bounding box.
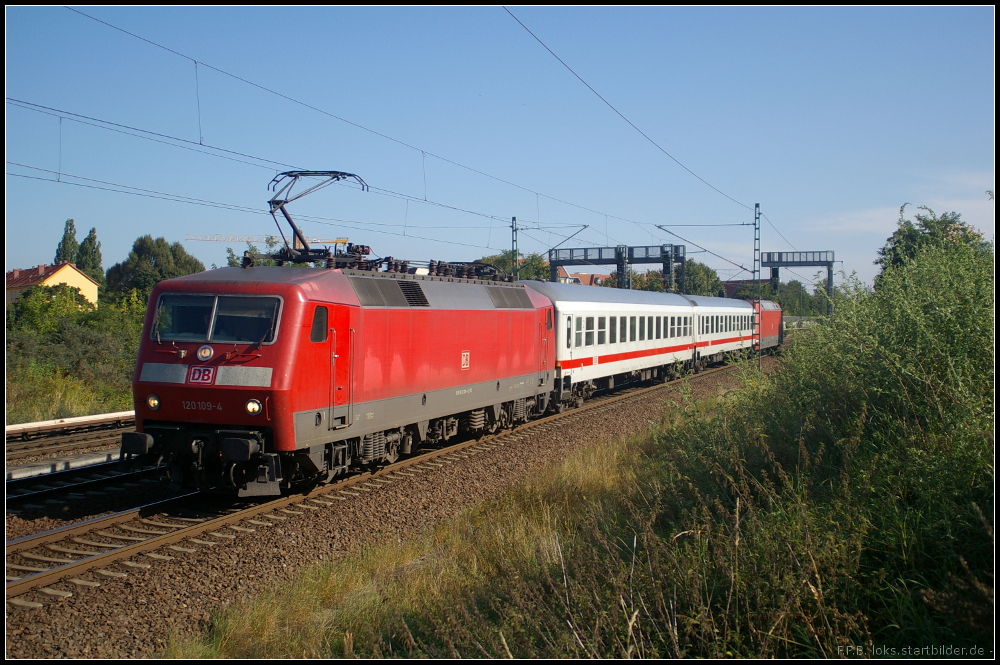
[761,250,836,316]
[547,244,686,292]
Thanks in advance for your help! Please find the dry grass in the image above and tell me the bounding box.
[167,240,993,658]
[5,361,132,424]
[165,434,644,659]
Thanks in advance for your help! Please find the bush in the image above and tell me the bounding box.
[168,237,993,658]
[6,288,146,424]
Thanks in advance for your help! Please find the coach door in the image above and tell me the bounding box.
[538,320,548,387]
[330,309,354,430]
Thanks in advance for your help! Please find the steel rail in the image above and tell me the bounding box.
[6,412,135,439]
[6,364,735,600]
[6,463,158,502]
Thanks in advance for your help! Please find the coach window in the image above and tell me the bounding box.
[575,317,583,348]
[647,317,654,340]
[310,305,328,342]
[620,317,628,344]
[629,316,637,342]
[566,316,572,349]
[638,316,645,341]
[655,316,661,339]
[598,317,607,345]
[610,316,617,344]
[686,317,690,336]
[585,317,595,346]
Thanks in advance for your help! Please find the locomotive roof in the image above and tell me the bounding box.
[520,280,752,310]
[163,267,547,310]
[156,266,361,304]
[169,266,339,285]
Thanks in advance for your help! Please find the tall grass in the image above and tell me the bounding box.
[168,239,993,658]
[6,290,144,424]
[5,359,132,424]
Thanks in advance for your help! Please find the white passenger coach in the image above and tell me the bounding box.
[522,281,757,407]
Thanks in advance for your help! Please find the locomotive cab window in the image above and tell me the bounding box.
[546,309,552,330]
[154,294,281,344]
[310,305,329,343]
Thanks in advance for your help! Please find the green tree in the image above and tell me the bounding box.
[7,284,94,334]
[76,227,105,286]
[105,235,206,298]
[226,236,282,268]
[876,205,987,277]
[54,219,80,265]
[478,250,550,281]
[683,259,724,297]
[598,268,664,291]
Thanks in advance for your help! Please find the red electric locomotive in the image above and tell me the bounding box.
[121,266,555,496]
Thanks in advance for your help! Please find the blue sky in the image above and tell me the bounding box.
[6,7,994,288]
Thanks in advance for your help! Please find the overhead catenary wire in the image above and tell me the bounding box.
[60,7,764,251]
[17,9,777,271]
[5,165,501,251]
[504,7,753,213]
[8,98,626,251]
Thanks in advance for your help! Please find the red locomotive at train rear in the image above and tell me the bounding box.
[121,267,555,496]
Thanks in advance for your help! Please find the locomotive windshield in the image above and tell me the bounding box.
[154,295,281,344]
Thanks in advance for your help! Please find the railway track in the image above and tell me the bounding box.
[5,365,733,605]
[6,462,159,506]
[5,412,135,462]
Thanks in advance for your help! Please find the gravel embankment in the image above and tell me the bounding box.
[7,443,122,467]
[5,365,763,658]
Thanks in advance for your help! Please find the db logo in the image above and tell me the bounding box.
[189,366,216,384]
[461,351,470,369]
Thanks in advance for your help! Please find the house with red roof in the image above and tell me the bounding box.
[5,262,100,307]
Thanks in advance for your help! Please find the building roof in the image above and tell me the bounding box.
[568,272,610,286]
[5,262,100,290]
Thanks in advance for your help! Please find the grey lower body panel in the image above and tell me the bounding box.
[293,371,551,448]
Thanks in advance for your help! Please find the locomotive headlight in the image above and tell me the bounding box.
[147,394,161,410]
[245,399,263,415]
[197,345,214,362]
